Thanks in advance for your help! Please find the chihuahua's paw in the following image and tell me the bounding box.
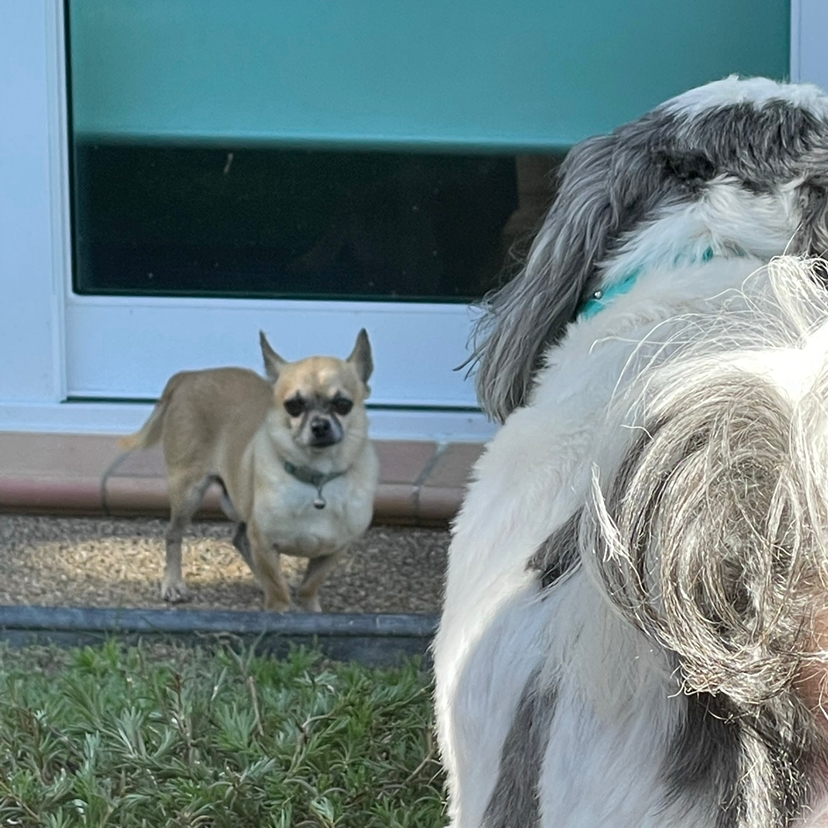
[296,595,323,613]
[263,597,291,613]
[161,579,191,603]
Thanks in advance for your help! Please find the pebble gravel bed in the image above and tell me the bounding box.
[0,515,449,615]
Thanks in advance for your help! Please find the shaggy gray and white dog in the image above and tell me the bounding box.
[434,77,828,828]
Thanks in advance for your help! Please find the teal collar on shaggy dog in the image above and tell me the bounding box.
[579,247,720,320]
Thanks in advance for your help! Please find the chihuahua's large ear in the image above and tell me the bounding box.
[347,329,373,385]
[260,331,286,383]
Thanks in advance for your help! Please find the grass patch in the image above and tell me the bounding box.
[0,640,445,827]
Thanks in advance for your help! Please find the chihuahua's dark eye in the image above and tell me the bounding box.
[284,397,305,418]
[331,396,353,416]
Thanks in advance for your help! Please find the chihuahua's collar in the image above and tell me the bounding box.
[283,461,346,510]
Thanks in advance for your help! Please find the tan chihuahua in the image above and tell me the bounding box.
[119,330,379,612]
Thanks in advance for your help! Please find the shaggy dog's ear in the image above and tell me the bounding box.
[470,135,620,423]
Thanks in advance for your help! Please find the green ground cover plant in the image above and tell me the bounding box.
[0,641,444,827]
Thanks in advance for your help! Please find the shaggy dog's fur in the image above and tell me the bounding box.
[434,77,828,828]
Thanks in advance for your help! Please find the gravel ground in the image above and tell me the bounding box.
[0,515,449,615]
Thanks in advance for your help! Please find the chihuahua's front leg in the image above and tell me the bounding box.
[248,523,291,612]
[296,551,342,612]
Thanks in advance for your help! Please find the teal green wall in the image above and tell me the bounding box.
[69,0,790,151]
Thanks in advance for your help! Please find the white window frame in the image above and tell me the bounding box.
[790,0,828,88]
[0,0,495,442]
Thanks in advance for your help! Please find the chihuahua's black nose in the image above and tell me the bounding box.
[309,415,342,447]
[311,417,332,439]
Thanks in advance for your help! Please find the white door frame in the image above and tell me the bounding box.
[790,0,828,88]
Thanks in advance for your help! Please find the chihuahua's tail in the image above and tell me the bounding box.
[117,373,185,452]
[118,401,167,452]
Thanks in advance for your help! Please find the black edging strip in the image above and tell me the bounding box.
[0,606,439,668]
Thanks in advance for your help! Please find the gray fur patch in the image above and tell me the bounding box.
[664,691,743,828]
[667,101,826,193]
[482,670,557,828]
[528,510,581,590]
[664,689,818,828]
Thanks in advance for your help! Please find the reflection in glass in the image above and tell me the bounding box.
[71,144,562,302]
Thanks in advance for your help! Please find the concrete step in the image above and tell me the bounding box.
[0,432,484,525]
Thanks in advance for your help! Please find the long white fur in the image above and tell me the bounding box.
[435,76,828,828]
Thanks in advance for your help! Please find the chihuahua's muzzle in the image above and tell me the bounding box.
[307,413,343,448]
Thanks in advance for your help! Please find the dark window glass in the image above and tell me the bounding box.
[70,144,561,302]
